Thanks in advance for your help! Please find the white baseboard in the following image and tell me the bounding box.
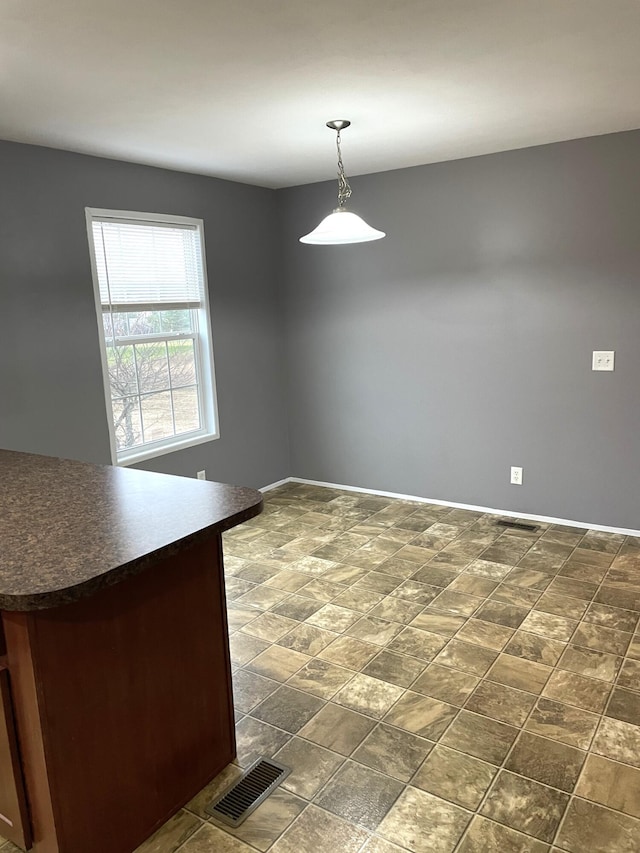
[259,475,640,538]
[259,477,292,493]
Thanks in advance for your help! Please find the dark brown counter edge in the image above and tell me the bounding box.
[0,491,263,613]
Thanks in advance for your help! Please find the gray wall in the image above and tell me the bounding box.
[0,141,289,489]
[279,131,640,529]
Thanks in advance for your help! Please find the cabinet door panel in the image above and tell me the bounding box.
[0,666,31,849]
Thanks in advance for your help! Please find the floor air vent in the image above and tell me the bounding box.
[206,758,290,827]
[496,519,539,532]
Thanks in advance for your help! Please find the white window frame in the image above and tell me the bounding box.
[85,208,220,465]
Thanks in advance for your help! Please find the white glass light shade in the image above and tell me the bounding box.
[299,209,385,245]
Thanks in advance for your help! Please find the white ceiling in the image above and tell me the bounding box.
[2,0,639,188]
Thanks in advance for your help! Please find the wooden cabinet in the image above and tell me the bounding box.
[2,534,235,852]
[0,667,31,849]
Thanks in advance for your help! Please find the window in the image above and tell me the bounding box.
[86,209,219,464]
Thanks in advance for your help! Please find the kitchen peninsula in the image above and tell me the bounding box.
[0,450,262,852]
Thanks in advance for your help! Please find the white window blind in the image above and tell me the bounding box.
[92,218,205,311]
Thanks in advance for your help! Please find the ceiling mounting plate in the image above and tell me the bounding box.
[326,120,351,132]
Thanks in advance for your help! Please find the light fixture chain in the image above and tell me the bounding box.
[335,130,352,208]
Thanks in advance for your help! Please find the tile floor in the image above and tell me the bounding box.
[6,484,637,853]
[137,482,640,853]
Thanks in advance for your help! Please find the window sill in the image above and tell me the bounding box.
[116,431,220,467]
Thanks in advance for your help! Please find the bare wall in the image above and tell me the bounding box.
[0,141,289,489]
[279,130,640,529]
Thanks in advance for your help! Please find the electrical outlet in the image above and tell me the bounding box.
[510,466,523,485]
[592,351,615,371]
[196,470,206,480]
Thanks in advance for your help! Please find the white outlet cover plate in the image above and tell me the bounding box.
[510,466,523,485]
[592,351,615,371]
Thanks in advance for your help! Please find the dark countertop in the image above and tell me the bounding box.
[0,450,263,611]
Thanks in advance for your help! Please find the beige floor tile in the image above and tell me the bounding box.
[412,663,479,706]
[606,686,640,726]
[412,745,497,809]
[481,770,569,842]
[525,697,599,749]
[298,578,345,601]
[177,823,256,853]
[232,670,280,713]
[133,809,201,853]
[455,619,514,651]
[346,615,405,646]
[353,722,433,781]
[245,645,311,681]
[277,623,339,655]
[368,596,424,623]
[383,691,458,739]
[617,658,640,691]
[456,815,550,852]
[558,644,622,682]
[285,658,354,699]
[410,611,467,638]
[305,603,361,632]
[362,650,426,688]
[355,572,404,595]
[575,753,640,818]
[391,580,440,605]
[229,633,271,666]
[503,631,566,666]
[466,559,513,580]
[360,838,407,853]
[465,680,535,726]
[591,716,640,769]
[271,594,324,621]
[487,653,552,694]
[542,669,611,713]
[251,685,324,733]
[489,583,540,609]
[314,760,404,830]
[411,565,459,588]
[584,602,639,633]
[505,731,585,791]
[264,569,314,592]
[502,566,552,592]
[318,636,380,670]
[374,556,422,580]
[448,575,498,597]
[333,673,404,719]
[331,586,385,612]
[473,599,530,629]
[387,626,448,661]
[298,702,376,755]
[534,592,588,620]
[433,639,498,676]
[275,737,345,799]
[428,589,483,617]
[519,611,577,642]
[571,623,632,656]
[440,711,519,765]
[554,797,640,852]
[377,786,471,852]
[269,805,369,853]
[234,716,291,768]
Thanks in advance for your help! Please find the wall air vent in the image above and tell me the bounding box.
[496,519,539,532]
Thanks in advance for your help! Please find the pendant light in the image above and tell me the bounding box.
[299,120,385,245]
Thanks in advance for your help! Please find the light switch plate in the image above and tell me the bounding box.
[592,351,615,371]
